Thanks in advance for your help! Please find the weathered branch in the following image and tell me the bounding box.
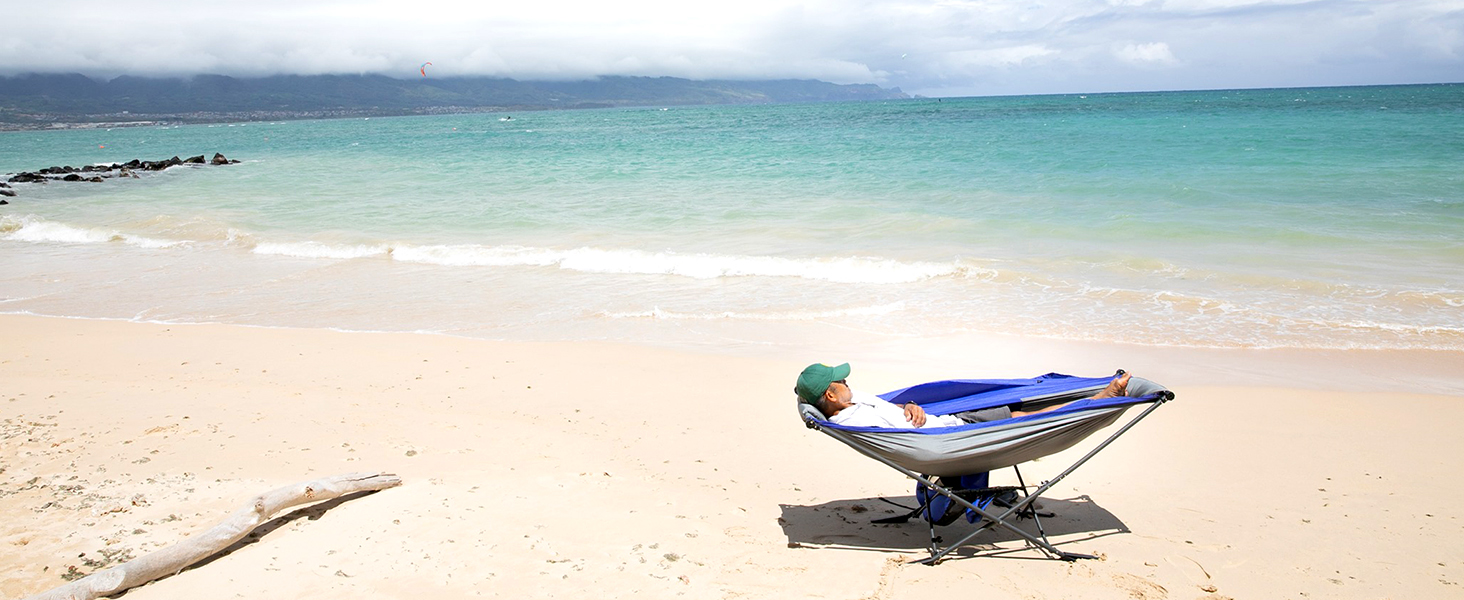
[25,471,402,600]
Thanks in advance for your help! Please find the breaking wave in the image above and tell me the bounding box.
[389,244,978,283]
[1,215,980,283]
[602,302,908,321]
[0,215,187,248]
[252,241,390,259]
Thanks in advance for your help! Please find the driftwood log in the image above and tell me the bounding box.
[25,472,402,600]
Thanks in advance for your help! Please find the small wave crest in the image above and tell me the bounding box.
[252,241,390,259]
[602,302,908,321]
[1,216,111,244]
[0,215,185,248]
[129,214,247,244]
[390,244,561,267]
[1395,289,1464,309]
[2,213,982,283]
[118,234,188,249]
[391,243,979,283]
[1319,319,1464,337]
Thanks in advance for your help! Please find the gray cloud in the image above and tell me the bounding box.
[2,0,1459,96]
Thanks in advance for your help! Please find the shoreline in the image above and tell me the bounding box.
[3,313,1461,599]
[6,311,1461,396]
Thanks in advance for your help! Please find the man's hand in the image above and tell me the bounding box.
[902,403,927,427]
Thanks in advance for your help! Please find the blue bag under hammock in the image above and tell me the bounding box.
[916,472,992,525]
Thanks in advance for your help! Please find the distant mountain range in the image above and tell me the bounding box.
[0,73,909,129]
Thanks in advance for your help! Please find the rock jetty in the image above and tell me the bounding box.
[1,153,240,202]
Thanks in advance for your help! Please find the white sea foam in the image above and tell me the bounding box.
[1,213,977,284]
[251,241,390,259]
[389,244,561,267]
[602,302,908,321]
[225,228,256,245]
[0,215,182,248]
[118,234,188,249]
[1327,319,1464,336]
[390,243,971,283]
[1393,289,1464,309]
[3,218,113,244]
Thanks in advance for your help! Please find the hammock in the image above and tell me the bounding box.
[799,372,1173,563]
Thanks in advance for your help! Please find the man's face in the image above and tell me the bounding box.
[823,379,854,411]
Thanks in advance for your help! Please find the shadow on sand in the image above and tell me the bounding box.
[186,490,381,572]
[779,493,1129,562]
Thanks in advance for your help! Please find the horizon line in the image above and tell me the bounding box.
[3,71,1458,101]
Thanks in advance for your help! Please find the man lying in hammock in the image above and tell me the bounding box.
[794,363,1132,429]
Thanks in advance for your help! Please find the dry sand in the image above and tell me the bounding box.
[3,313,1462,599]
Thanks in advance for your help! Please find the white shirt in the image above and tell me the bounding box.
[829,390,965,429]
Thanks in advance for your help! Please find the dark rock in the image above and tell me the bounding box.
[0,189,15,198]
[0,198,9,204]
[6,154,238,188]
[0,181,9,187]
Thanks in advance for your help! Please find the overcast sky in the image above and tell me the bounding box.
[4,0,1461,96]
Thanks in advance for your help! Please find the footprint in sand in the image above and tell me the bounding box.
[1109,572,1168,599]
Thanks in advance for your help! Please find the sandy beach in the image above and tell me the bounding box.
[3,313,1462,599]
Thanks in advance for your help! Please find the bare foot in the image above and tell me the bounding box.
[1091,372,1131,399]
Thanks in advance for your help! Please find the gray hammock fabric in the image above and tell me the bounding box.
[799,401,1137,476]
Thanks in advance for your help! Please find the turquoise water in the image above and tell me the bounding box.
[2,84,1462,350]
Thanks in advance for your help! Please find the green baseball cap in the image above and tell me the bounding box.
[795,362,851,405]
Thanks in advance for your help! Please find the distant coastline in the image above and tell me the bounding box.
[0,73,909,131]
[0,106,541,132]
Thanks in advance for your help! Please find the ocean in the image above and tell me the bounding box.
[2,84,1462,354]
